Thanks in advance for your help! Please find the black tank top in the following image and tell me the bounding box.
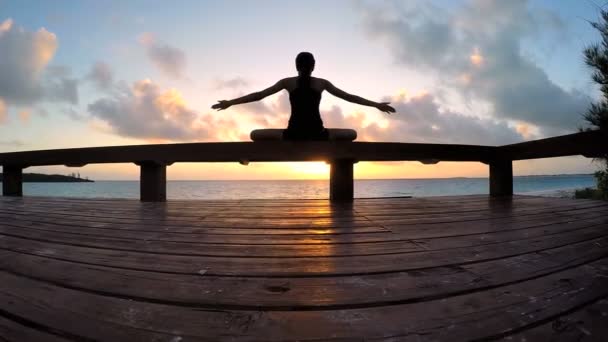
[287,76,324,134]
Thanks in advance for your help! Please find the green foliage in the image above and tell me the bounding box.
[575,187,597,199]
[574,187,606,200]
[595,169,608,198]
[584,10,608,199]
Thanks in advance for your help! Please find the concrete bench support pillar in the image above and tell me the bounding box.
[330,159,354,201]
[489,159,513,197]
[138,162,167,202]
[2,165,23,197]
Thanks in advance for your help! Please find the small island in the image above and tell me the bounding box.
[0,172,94,183]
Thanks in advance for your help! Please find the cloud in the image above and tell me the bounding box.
[88,79,235,141]
[139,33,186,78]
[44,66,79,104]
[86,62,114,90]
[0,18,79,113]
[19,109,30,123]
[321,93,526,145]
[0,98,6,124]
[235,91,291,127]
[380,93,526,144]
[360,0,589,136]
[63,107,85,121]
[213,77,250,89]
[0,139,24,147]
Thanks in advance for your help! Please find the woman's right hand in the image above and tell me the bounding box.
[376,102,396,114]
[211,100,232,111]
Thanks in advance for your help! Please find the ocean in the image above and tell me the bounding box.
[11,174,597,200]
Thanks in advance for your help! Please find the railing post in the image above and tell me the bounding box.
[489,159,513,197]
[137,161,167,202]
[2,165,23,197]
[330,159,354,201]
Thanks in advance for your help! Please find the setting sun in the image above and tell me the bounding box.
[287,162,330,179]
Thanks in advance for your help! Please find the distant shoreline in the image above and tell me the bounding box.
[78,174,595,182]
[0,173,593,183]
[0,173,93,183]
[8,175,596,199]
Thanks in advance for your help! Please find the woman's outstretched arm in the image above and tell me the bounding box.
[212,79,286,111]
[325,81,395,114]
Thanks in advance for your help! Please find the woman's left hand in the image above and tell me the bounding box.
[211,100,232,111]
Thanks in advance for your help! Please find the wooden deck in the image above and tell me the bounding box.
[1,195,608,341]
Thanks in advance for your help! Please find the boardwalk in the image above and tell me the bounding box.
[0,195,608,341]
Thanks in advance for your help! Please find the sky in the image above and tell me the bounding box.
[0,0,606,180]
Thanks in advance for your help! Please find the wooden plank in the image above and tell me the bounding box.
[0,196,603,228]
[0,208,605,257]
[0,233,606,310]
[0,221,605,277]
[506,298,608,341]
[245,258,608,340]
[500,129,608,160]
[0,315,71,342]
[1,256,608,340]
[0,194,565,213]
[0,141,496,166]
[0,272,189,341]
[0,131,602,175]
[0,131,604,169]
[0,195,605,340]
[0,203,605,249]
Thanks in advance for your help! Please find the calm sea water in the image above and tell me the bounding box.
[11,174,596,199]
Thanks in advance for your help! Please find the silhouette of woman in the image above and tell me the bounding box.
[212,52,395,140]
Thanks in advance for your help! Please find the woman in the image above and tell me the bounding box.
[212,52,395,140]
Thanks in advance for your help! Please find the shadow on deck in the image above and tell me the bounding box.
[0,195,608,340]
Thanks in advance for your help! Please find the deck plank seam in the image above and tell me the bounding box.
[1,229,607,278]
[1,217,607,258]
[2,250,608,312]
[1,212,606,250]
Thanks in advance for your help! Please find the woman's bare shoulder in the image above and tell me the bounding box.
[281,77,298,91]
[311,77,329,90]
[312,77,331,88]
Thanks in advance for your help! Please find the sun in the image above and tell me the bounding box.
[287,162,330,179]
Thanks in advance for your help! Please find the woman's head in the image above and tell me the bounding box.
[296,52,315,76]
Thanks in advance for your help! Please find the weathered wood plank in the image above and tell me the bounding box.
[505,298,608,341]
[0,222,605,277]
[0,208,605,257]
[0,195,606,340]
[0,234,606,310]
[1,256,608,340]
[0,141,496,166]
[0,131,604,169]
[500,129,608,160]
[0,315,71,342]
[0,196,603,229]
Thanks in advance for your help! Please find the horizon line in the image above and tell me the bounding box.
[80,173,595,181]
